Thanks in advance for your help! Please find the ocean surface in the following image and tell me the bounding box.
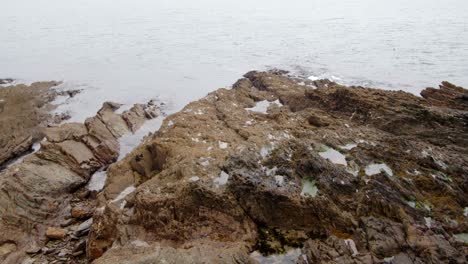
[1,0,467,122]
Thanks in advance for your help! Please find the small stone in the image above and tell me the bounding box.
[72,250,84,257]
[25,246,41,254]
[71,203,94,219]
[60,218,75,227]
[46,227,67,240]
[73,239,87,253]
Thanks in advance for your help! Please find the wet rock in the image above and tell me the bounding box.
[88,71,467,263]
[0,99,160,264]
[0,81,61,167]
[46,227,67,240]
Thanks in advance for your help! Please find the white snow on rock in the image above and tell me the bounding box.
[365,163,393,176]
[464,207,468,217]
[245,100,282,114]
[86,170,107,191]
[319,147,347,166]
[130,240,150,248]
[214,171,229,186]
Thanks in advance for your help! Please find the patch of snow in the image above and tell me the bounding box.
[189,176,200,182]
[219,141,228,149]
[194,109,204,115]
[250,248,302,264]
[114,104,133,114]
[307,75,319,81]
[191,137,200,142]
[464,207,468,217]
[200,160,210,167]
[365,163,393,176]
[214,171,229,186]
[245,120,254,126]
[383,256,395,263]
[301,179,318,198]
[245,100,282,114]
[344,239,359,257]
[167,120,174,127]
[265,166,278,176]
[86,170,107,191]
[407,201,416,208]
[319,147,347,166]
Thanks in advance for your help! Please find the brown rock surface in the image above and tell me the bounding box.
[46,227,67,240]
[88,71,467,263]
[0,81,61,167]
[0,99,160,264]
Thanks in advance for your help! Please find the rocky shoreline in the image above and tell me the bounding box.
[0,71,467,263]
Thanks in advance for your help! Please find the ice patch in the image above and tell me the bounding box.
[318,147,347,166]
[250,248,302,264]
[365,163,393,176]
[245,100,282,114]
[344,239,359,257]
[301,179,318,198]
[214,171,229,186]
[86,170,107,191]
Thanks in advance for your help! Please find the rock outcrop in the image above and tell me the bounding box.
[0,100,160,264]
[0,81,64,168]
[88,71,467,263]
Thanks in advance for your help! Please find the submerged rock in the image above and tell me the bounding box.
[86,71,467,263]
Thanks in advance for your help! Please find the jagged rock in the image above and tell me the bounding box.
[88,71,467,263]
[0,81,62,167]
[0,100,160,263]
[45,227,66,240]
